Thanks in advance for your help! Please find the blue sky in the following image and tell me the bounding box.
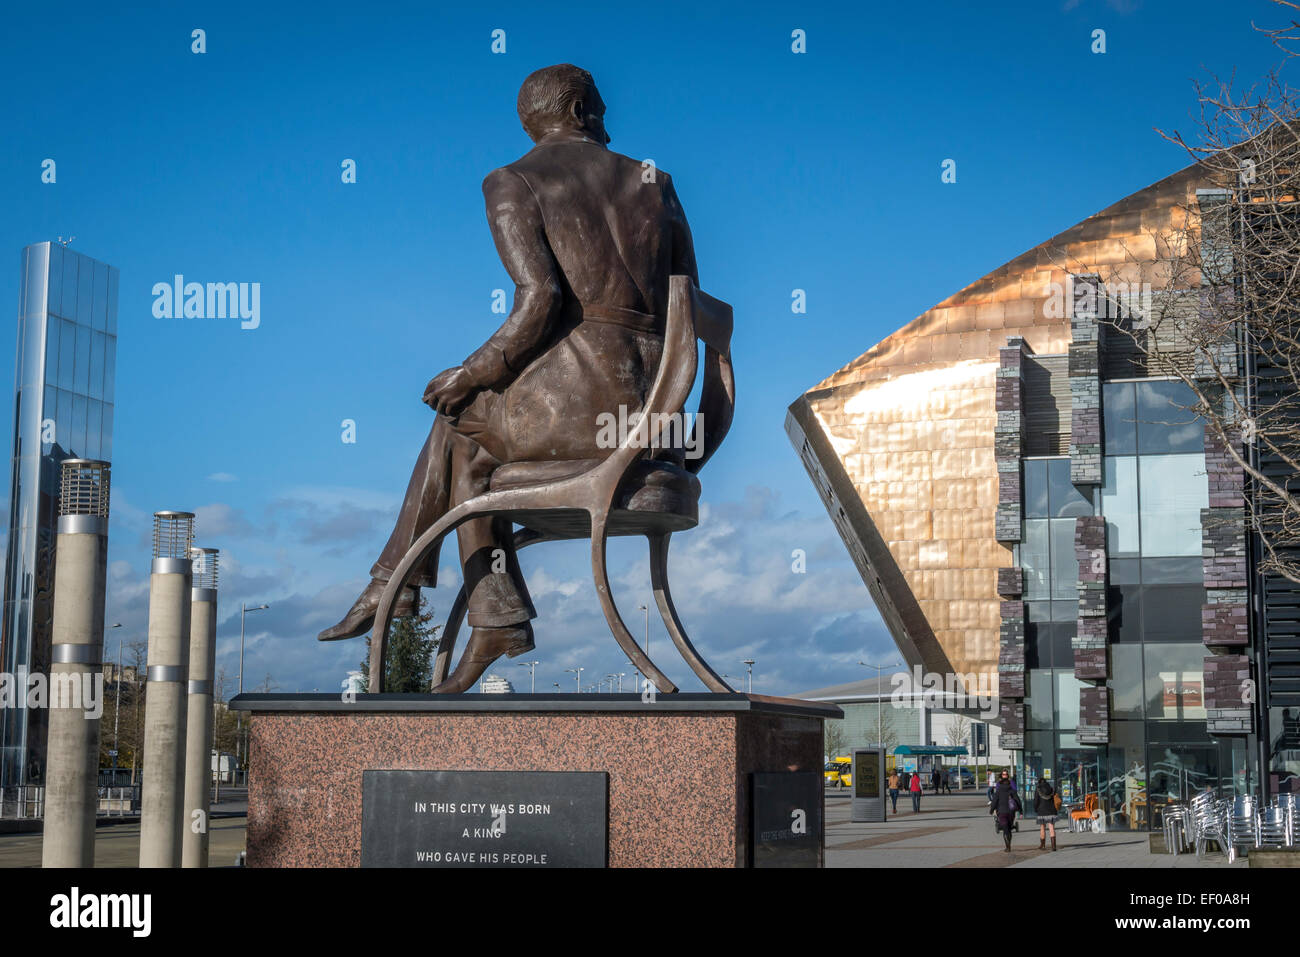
[0,0,1290,695]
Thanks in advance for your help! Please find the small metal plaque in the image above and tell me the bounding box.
[361,770,608,868]
[751,771,822,868]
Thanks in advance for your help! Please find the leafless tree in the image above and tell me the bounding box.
[1049,50,1300,583]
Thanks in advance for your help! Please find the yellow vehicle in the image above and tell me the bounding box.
[824,757,853,788]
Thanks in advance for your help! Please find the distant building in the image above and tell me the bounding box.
[791,672,1011,774]
[0,242,118,787]
[480,674,514,694]
[343,670,365,697]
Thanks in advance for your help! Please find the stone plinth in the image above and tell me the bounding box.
[230,693,839,868]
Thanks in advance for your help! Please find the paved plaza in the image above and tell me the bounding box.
[824,791,1246,868]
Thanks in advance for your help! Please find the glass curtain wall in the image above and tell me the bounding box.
[1016,379,1242,830]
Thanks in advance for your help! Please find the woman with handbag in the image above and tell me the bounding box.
[989,770,1019,852]
[1034,778,1059,851]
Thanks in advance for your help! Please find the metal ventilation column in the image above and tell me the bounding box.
[41,460,110,867]
[139,510,194,867]
[182,547,218,867]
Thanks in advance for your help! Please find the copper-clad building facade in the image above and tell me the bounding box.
[787,159,1285,824]
[788,163,1203,684]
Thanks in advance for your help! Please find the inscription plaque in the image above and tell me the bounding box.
[751,771,822,868]
[361,770,608,867]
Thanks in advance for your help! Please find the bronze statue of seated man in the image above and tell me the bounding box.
[318,64,700,693]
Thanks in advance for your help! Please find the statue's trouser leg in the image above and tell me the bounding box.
[370,415,535,627]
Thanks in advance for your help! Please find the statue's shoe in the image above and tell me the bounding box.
[316,579,418,641]
[430,623,535,693]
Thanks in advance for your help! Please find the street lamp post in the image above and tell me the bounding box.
[858,659,902,749]
[637,603,649,656]
[237,603,269,778]
[565,667,583,693]
[742,658,755,694]
[107,624,122,778]
[517,660,540,694]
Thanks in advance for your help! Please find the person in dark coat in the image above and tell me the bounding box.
[1033,778,1059,851]
[989,770,1020,852]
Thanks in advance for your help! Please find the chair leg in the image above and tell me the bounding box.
[432,527,552,686]
[590,515,678,693]
[371,513,463,690]
[432,588,468,686]
[648,533,732,693]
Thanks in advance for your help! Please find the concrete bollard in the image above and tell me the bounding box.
[182,547,218,868]
[139,511,194,868]
[41,460,111,868]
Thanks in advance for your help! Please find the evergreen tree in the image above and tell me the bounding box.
[360,597,440,692]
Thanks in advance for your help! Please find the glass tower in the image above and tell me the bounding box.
[0,242,117,786]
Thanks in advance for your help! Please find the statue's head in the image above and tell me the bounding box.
[517,64,609,145]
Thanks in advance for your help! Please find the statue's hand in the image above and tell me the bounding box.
[423,366,476,416]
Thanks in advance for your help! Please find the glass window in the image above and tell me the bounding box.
[41,386,56,452]
[106,271,118,336]
[89,332,105,397]
[1138,454,1208,557]
[60,257,78,321]
[85,400,102,459]
[1143,586,1205,642]
[45,243,64,317]
[1050,624,1074,667]
[1144,644,1207,721]
[1050,600,1077,622]
[55,389,72,455]
[1110,644,1144,717]
[1025,619,1044,670]
[1137,380,1203,454]
[1102,456,1139,555]
[76,259,94,325]
[70,395,87,457]
[1104,381,1137,455]
[1028,669,1054,729]
[1107,584,1142,643]
[1022,519,1049,599]
[1024,459,1049,518]
[1141,557,1202,585]
[1049,458,1092,516]
[1050,518,1077,600]
[43,317,61,382]
[92,262,109,332]
[103,337,116,401]
[1110,558,1140,584]
[74,324,91,395]
[1025,600,1051,623]
[57,319,76,392]
[1055,670,1083,731]
[99,403,113,462]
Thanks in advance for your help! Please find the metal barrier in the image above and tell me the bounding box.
[0,786,44,819]
[1,784,141,819]
[96,785,140,817]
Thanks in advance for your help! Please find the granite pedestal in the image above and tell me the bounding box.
[229,693,840,868]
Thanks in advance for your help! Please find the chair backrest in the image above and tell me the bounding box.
[592,276,732,493]
[681,280,735,475]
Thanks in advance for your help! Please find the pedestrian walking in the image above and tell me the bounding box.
[1034,778,1059,851]
[931,767,941,793]
[909,767,923,813]
[989,770,1020,851]
[941,768,952,794]
[888,770,901,814]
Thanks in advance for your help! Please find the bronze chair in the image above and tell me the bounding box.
[368,275,736,694]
